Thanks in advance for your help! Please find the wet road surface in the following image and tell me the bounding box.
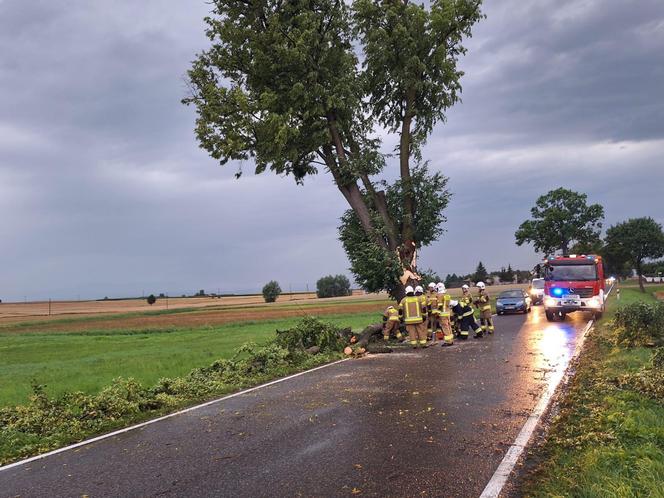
[1,307,590,498]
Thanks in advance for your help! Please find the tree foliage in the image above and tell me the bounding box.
[316,275,352,298]
[515,188,605,256]
[146,294,156,306]
[262,281,282,303]
[473,261,488,283]
[604,217,664,292]
[185,0,483,300]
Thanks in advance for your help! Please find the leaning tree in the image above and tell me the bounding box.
[184,0,483,300]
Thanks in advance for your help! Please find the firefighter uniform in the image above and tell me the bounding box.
[428,290,440,337]
[476,289,494,334]
[416,288,429,345]
[399,290,428,347]
[438,291,454,345]
[382,306,402,341]
[459,290,483,338]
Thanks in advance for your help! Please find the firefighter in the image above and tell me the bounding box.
[459,284,483,339]
[427,282,440,340]
[415,286,429,346]
[450,299,464,339]
[475,282,494,334]
[382,305,402,341]
[399,286,428,348]
[437,283,454,346]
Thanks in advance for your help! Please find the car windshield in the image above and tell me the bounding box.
[532,279,544,289]
[499,291,523,298]
[546,264,597,281]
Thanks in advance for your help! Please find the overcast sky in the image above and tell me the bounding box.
[1,0,663,301]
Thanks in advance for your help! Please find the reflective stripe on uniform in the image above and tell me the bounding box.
[400,296,423,324]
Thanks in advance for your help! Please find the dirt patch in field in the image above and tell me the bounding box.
[656,291,664,301]
[0,301,388,334]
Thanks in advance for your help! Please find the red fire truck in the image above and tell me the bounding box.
[542,254,606,322]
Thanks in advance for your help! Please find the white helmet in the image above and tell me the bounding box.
[437,283,446,293]
[405,285,415,295]
[477,282,486,289]
[462,284,469,291]
[428,282,436,289]
[450,300,459,307]
[415,285,424,294]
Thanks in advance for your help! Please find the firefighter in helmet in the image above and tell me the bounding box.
[475,282,494,335]
[437,283,454,346]
[399,285,428,348]
[427,282,440,340]
[382,305,403,341]
[459,284,483,338]
[415,285,429,346]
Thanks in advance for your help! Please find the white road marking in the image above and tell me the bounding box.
[479,319,594,498]
[480,285,614,498]
[0,358,349,473]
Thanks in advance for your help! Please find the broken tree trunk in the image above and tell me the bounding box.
[355,323,384,349]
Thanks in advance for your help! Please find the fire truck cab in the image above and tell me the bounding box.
[542,254,606,322]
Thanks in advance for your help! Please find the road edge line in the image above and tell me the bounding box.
[478,318,595,498]
[0,358,350,473]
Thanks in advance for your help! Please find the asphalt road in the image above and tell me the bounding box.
[1,307,590,498]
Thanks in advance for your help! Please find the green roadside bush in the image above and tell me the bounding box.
[0,317,346,465]
[611,301,664,347]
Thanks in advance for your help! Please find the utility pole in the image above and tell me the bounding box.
[48,299,52,316]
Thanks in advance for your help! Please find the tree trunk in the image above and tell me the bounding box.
[393,282,406,303]
[320,144,386,250]
[355,323,384,348]
[399,89,416,243]
[359,173,399,251]
[637,261,645,293]
[561,240,569,256]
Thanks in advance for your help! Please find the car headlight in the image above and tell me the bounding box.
[587,297,602,308]
[544,297,557,307]
[516,300,524,306]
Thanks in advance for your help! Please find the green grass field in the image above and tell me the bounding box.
[0,311,378,408]
[523,285,664,497]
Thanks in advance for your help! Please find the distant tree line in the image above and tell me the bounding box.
[443,262,532,288]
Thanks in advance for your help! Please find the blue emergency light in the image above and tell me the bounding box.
[552,288,564,297]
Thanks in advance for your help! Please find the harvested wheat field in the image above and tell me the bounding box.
[0,298,390,334]
[0,291,375,324]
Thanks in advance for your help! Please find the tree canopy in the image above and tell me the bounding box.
[184,0,483,300]
[515,188,605,256]
[262,281,282,303]
[473,261,488,283]
[604,217,664,292]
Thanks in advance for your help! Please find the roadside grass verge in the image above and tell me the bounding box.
[0,316,359,466]
[0,311,379,408]
[522,286,664,497]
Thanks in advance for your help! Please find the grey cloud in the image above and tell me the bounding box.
[1,0,663,301]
